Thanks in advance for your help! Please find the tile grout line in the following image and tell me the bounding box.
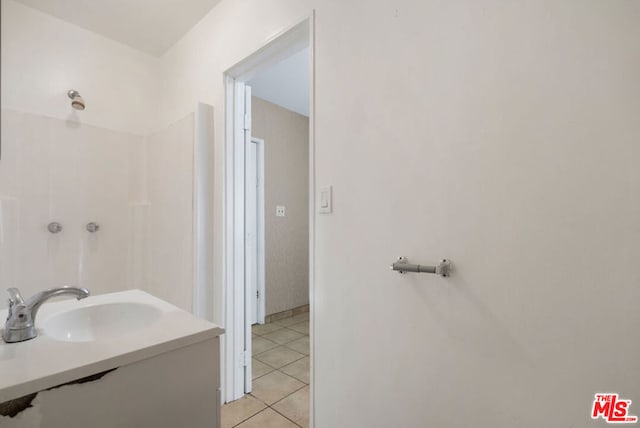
[243,382,308,428]
[251,354,308,381]
[251,343,309,382]
[229,405,266,428]
[254,349,308,366]
[253,357,308,378]
[281,340,310,354]
[264,320,309,330]
[270,404,304,428]
[275,366,309,386]
[254,326,309,340]
[253,327,306,345]
[269,382,308,405]
[251,331,308,384]
[254,348,308,424]
[239,382,306,428]
[253,338,309,363]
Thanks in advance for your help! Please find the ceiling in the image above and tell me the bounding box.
[248,47,310,117]
[13,0,222,56]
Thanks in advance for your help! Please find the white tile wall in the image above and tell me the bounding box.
[0,109,148,307]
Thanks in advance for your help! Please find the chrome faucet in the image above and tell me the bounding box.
[2,286,90,343]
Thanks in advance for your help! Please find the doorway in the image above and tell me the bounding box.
[223,19,314,425]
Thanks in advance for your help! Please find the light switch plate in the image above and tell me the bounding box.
[276,205,286,217]
[319,186,332,214]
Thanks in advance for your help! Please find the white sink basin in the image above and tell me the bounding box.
[0,290,224,403]
[43,302,163,342]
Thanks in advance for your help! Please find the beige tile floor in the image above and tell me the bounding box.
[222,313,310,428]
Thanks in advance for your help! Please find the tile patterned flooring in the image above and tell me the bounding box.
[222,313,310,428]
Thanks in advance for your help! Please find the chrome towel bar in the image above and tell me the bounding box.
[391,257,452,277]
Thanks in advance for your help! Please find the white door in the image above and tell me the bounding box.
[229,82,266,398]
[245,139,258,326]
[245,139,260,326]
[241,84,253,393]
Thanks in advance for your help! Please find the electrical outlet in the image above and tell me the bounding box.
[276,205,286,217]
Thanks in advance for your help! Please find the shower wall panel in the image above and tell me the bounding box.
[146,114,195,312]
[0,109,148,307]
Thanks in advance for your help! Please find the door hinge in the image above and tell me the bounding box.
[256,290,260,300]
[239,350,250,367]
[243,113,250,131]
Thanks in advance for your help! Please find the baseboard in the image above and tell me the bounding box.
[265,304,309,324]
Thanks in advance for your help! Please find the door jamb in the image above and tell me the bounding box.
[223,16,315,415]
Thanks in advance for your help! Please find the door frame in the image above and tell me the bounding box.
[223,15,315,417]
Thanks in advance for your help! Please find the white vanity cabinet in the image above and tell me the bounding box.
[0,290,224,428]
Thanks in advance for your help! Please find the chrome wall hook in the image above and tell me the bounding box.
[391,257,452,277]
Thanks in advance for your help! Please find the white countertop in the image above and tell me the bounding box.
[0,290,224,402]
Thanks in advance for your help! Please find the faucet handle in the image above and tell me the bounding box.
[6,288,25,321]
[7,288,24,306]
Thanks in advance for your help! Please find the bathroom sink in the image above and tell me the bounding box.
[43,302,162,342]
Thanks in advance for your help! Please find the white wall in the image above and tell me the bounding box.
[312,1,640,427]
[0,0,158,135]
[161,0,640,426]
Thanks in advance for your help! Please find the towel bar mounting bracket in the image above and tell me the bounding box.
[391,257,452,277]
